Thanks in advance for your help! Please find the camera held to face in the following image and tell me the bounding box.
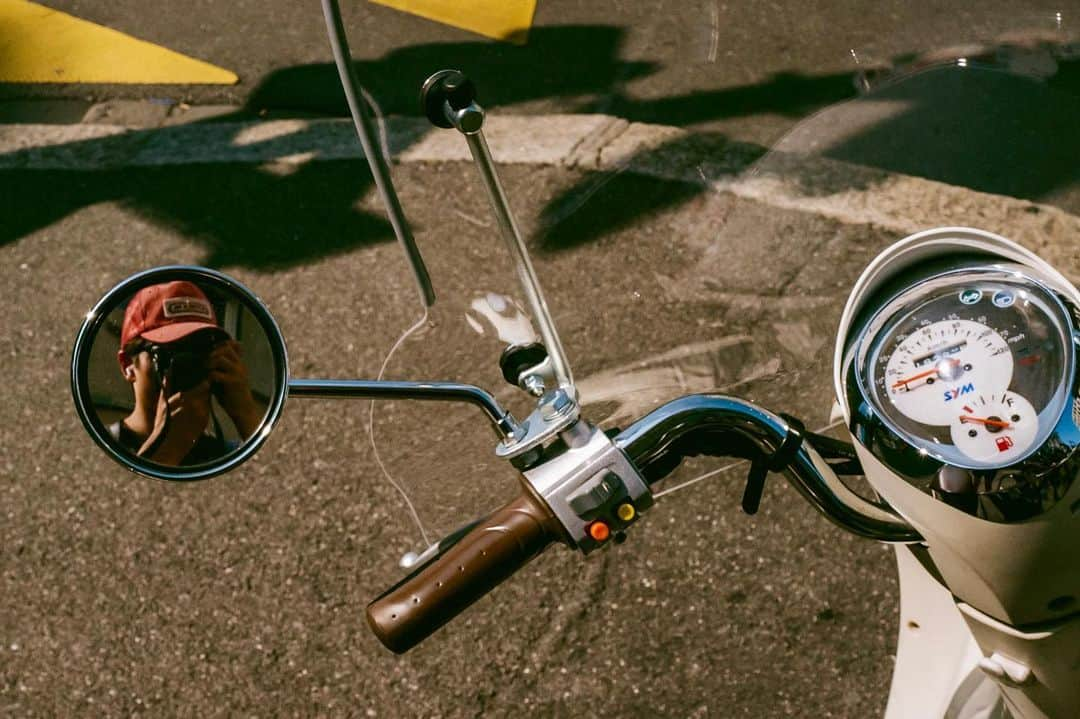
[149,328,228,393]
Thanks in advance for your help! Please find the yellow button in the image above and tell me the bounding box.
[617,503,636,522]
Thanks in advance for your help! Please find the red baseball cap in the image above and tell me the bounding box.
[120,281,221,347]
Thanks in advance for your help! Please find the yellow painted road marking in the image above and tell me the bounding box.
[0,0,237,84]
[370,0,536,44]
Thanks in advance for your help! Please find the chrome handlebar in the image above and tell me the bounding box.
[287,374,922,544]
[614,394,922,543]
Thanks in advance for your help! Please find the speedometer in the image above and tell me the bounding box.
[883,318,1013,426]
[858,267,1073,469]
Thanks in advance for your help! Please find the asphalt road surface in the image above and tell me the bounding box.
[9,0,1078,145]
[5,111,1077,713]
[3,3,1080,718]
[3,149,912,717]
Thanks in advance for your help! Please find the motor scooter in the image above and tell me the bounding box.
[70,3,1080,716]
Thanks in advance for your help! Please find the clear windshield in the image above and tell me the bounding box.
[366,10,1080,546]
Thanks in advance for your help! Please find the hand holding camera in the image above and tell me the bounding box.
[138,377,213,465]
[208,340,261,438]
[151,332,261,442]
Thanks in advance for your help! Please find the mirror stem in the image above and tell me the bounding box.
[460,127,576,394]
[288,378,520,440]
[420,70,575,395]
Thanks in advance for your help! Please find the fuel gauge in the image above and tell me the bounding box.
[949,391,1038,465]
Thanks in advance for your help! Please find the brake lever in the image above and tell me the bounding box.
[399,517,484,570]
[741,413,805,515]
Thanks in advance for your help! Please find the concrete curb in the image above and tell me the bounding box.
[1,114,1077,266]
[0,115,627,169]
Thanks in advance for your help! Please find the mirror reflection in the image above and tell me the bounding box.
[85,279,278,469]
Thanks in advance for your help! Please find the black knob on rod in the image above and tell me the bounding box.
[422,69,478,128]
[499,342,549,388]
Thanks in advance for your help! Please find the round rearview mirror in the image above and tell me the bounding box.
[71,267,288,481]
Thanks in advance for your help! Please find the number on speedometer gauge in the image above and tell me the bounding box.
[884,319,1013,426]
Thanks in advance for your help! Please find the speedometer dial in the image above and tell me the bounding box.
[884,318,1013,425]
[859,269,1073,470]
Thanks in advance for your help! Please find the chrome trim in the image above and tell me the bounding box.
[288,378,519,439]
[494,388,580,459]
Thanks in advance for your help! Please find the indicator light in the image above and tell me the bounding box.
[588,521,610,542]
[616,503,636,522]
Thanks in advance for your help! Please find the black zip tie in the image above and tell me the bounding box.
[771,414,805,471]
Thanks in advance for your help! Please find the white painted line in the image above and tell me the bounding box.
[0,114,1076,269]
[0,115,614,170]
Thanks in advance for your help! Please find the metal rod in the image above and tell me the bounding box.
[320,0,436,308]
[288,378,518,439]
[463,127,575,392]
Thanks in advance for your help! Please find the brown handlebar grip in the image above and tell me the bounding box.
[366,492,560,653]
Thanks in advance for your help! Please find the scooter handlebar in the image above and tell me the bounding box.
[367,394,920,653]
[366,491,561,653]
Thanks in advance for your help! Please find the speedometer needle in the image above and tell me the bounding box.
[891,368,939,389]
[959,415,1011,429]
[891,358,964,390]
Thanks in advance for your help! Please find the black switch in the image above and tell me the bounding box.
[568,471,627,518]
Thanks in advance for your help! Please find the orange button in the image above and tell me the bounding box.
[588,521,610,542]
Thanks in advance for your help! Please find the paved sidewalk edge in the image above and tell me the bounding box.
[0,114,1076,267]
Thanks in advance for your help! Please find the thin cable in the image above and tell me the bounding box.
[367,310,433,546]
[322,0,437,546]
[653,458,749,499]
[652,417,846,499]
[359,85,392,169]
[320,0,435,308]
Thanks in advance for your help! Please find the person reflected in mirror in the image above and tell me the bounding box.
[110,281,263,466]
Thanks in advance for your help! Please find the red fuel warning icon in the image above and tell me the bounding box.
[996,436,1014,452]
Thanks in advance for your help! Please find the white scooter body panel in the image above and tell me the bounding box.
[884,545,983,719]
[836,227,1080,717]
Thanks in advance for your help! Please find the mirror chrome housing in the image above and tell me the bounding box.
[71,266,288,481]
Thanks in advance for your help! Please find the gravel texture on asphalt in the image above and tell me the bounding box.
[2,141,1078,716]
[0,155,911,717]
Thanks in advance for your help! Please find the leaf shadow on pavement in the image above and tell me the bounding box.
[244,25,660,118]
[0,160,393,269]
[799,63,1080,200]
[537,41,1080,250]
[238,25,854,125]
[2,27,1078,265]
[0,24,849,269]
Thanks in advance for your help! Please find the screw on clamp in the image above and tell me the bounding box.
[500,342,550,396]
